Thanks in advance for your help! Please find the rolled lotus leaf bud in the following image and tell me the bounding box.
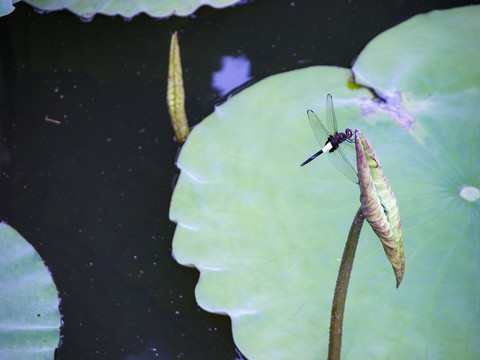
[167,31,190,144]
[355,130,405,287]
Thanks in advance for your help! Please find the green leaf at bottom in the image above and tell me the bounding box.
[0,223,61,360]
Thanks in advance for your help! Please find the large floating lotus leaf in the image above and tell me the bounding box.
[170,6,480,360]
[0,223,61,360]
[0,0,19,17]
[24,0,242,18]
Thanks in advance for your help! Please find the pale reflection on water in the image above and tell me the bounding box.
[211,55,252,96]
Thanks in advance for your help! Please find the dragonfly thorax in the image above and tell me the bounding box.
[326,128,354,153]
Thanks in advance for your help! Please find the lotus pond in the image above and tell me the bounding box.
[0,1,479,359]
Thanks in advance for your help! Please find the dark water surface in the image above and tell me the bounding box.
[0,1,476,359]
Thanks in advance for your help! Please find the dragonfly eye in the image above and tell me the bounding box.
[345,129,353,138]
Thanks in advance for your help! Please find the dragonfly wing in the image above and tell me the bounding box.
[327,141,359,184]
[325,94,339,134]
[307,109,330,145]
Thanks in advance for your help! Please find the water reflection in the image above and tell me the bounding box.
[211,55,252,97]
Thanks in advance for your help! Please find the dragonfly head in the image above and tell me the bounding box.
[345,128,353,139]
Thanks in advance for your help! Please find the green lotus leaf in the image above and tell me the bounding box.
[0,223,61,360]
[170,5,480,359]
[24,0,242,18]
[0,0,19,17]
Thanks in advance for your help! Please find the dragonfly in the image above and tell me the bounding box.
[300,94,359,184]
